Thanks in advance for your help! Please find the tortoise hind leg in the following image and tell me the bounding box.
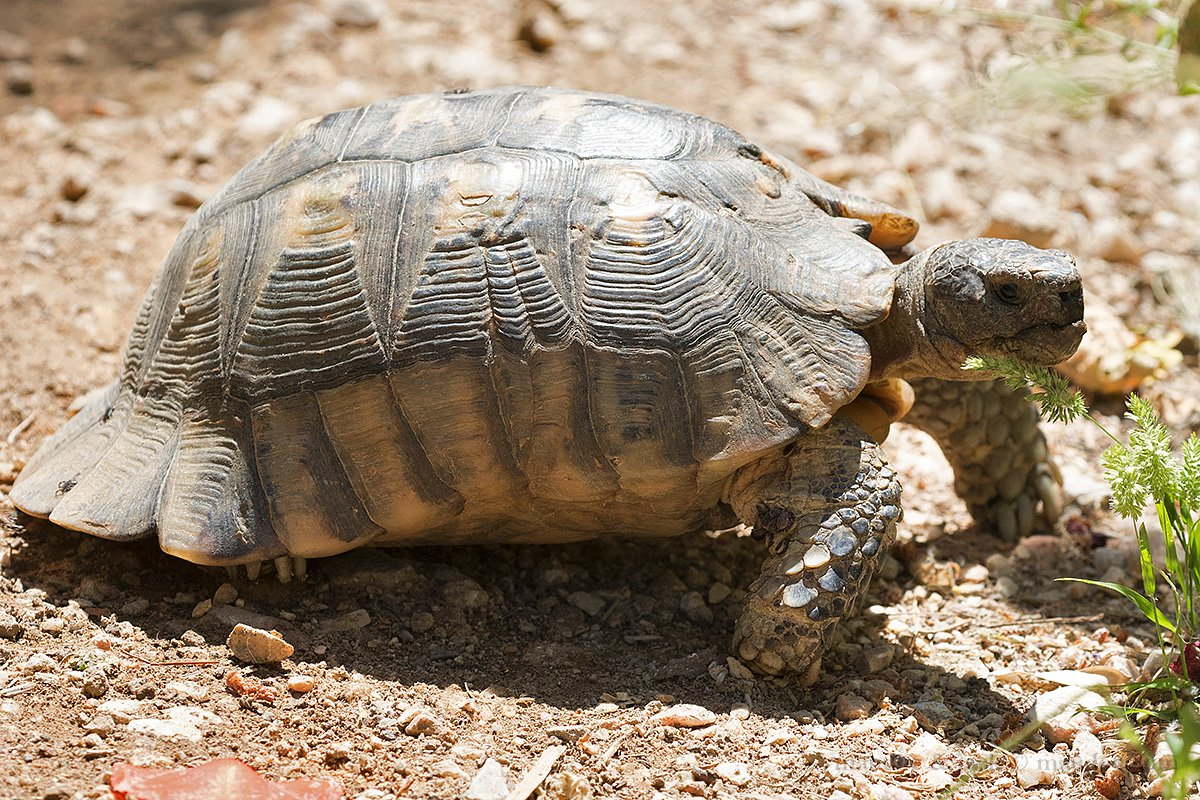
[46,394,178,541]
[903,377,1062,540]
[157,413,285,567]
[10,382,123,518]
[724,417,901,680]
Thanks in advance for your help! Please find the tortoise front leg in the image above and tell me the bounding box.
[904,377,1063,540]
[725,417,901,681]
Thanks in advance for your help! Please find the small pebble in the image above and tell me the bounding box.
[834,693,872,721]
[652,703,717,728]
[287,675,316,694]
[213,583,238,605]
[191,599,213,618]
[713,762,750,786]
[859,644,895,673]
[1015,750,1062,788]
[226,623,294,664]
[465,758,509,800]
[40,617,65,634]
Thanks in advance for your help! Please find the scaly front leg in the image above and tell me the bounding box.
[904,377,1062,539]
[724,417,901,681]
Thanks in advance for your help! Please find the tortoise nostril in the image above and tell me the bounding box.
[1058,287,1084,321]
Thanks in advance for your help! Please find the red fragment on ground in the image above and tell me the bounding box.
[110,758,343,800]
[1170,640,1200,682]
[225,669,277,702]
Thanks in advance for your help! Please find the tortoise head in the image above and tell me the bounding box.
[916,237,1086,371]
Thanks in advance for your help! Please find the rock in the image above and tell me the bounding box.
[40,616,65,634]
[237,97,300,140]
[912,700,956,730]
[327,0,385,27]
[99,699,148,724]
[213,583,238,605]
[443,578,489,609]
[652,703,717,728]
[0,611,23,640]
[1089,218,1144,263]
[402,709,439,736]
[713,762,750,786]
[859,644,895,673]
[1015,750,1062,788]
[288,675,316,693]
[566,591,606,617]
[83,713,115,734]
[59,173,91,202]
[409,611,435,633]
[547,725,587,743]
[920,769,953,789]
[960,564,989,583]
[1031,685,1106,743]
[4,62,33,95]
[321,609,371,632]
[708,582,731,604]
[982,190,1057,248]
[16,654,57,673]
[679,591,713,624]
[121,597,151,616]
[764,728,797,746]
[191,599,213,618]
[1072,731,1105,767]
[908,731,947,765]
[726,656,754,681]
[81,668,108,698]
[835,693,872,721]
[542,770,593,800]
[226,623,294,664]
[128,707,222,742]
[465,758,509,800]
[869,784,914,800]
[0,31,32,61]
[57,37,89,64]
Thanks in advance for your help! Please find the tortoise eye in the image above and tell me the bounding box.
[993,282,1022,305]
[755,504,796,534]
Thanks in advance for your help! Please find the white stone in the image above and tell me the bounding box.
[1072,731,1105,768]
[127,707,221,743]
[1015,750,1063,788]
[99,699,148,724]
[920,769,953,789]
[908,732,947,765]
[237,97,300,140]
[713,762,750,786]
[652,704,716,728]
[465,758,509,800]
[1031,685,1106,743]
[869,783,914,800]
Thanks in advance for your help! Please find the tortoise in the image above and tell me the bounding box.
[11,87,1086,678]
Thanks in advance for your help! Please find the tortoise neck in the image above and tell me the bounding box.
[863,248,963,381]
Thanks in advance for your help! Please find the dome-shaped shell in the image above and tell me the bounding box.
[12,86,907,564]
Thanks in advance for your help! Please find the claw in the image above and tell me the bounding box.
[292,556,307,581]
[245,561,262,580]
[994,502,1017,540]
[274,555,292,584]
[1035,471,1063,521]
[1016,493,1035,536]
[225,566,238,580]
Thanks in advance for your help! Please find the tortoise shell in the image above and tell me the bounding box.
[12,86,905,565]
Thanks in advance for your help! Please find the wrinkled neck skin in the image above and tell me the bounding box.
[863,251,974,382]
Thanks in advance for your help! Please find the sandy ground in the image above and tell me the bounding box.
[0,1,1198,798]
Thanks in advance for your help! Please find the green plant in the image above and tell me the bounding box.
[965,355,1200,798]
